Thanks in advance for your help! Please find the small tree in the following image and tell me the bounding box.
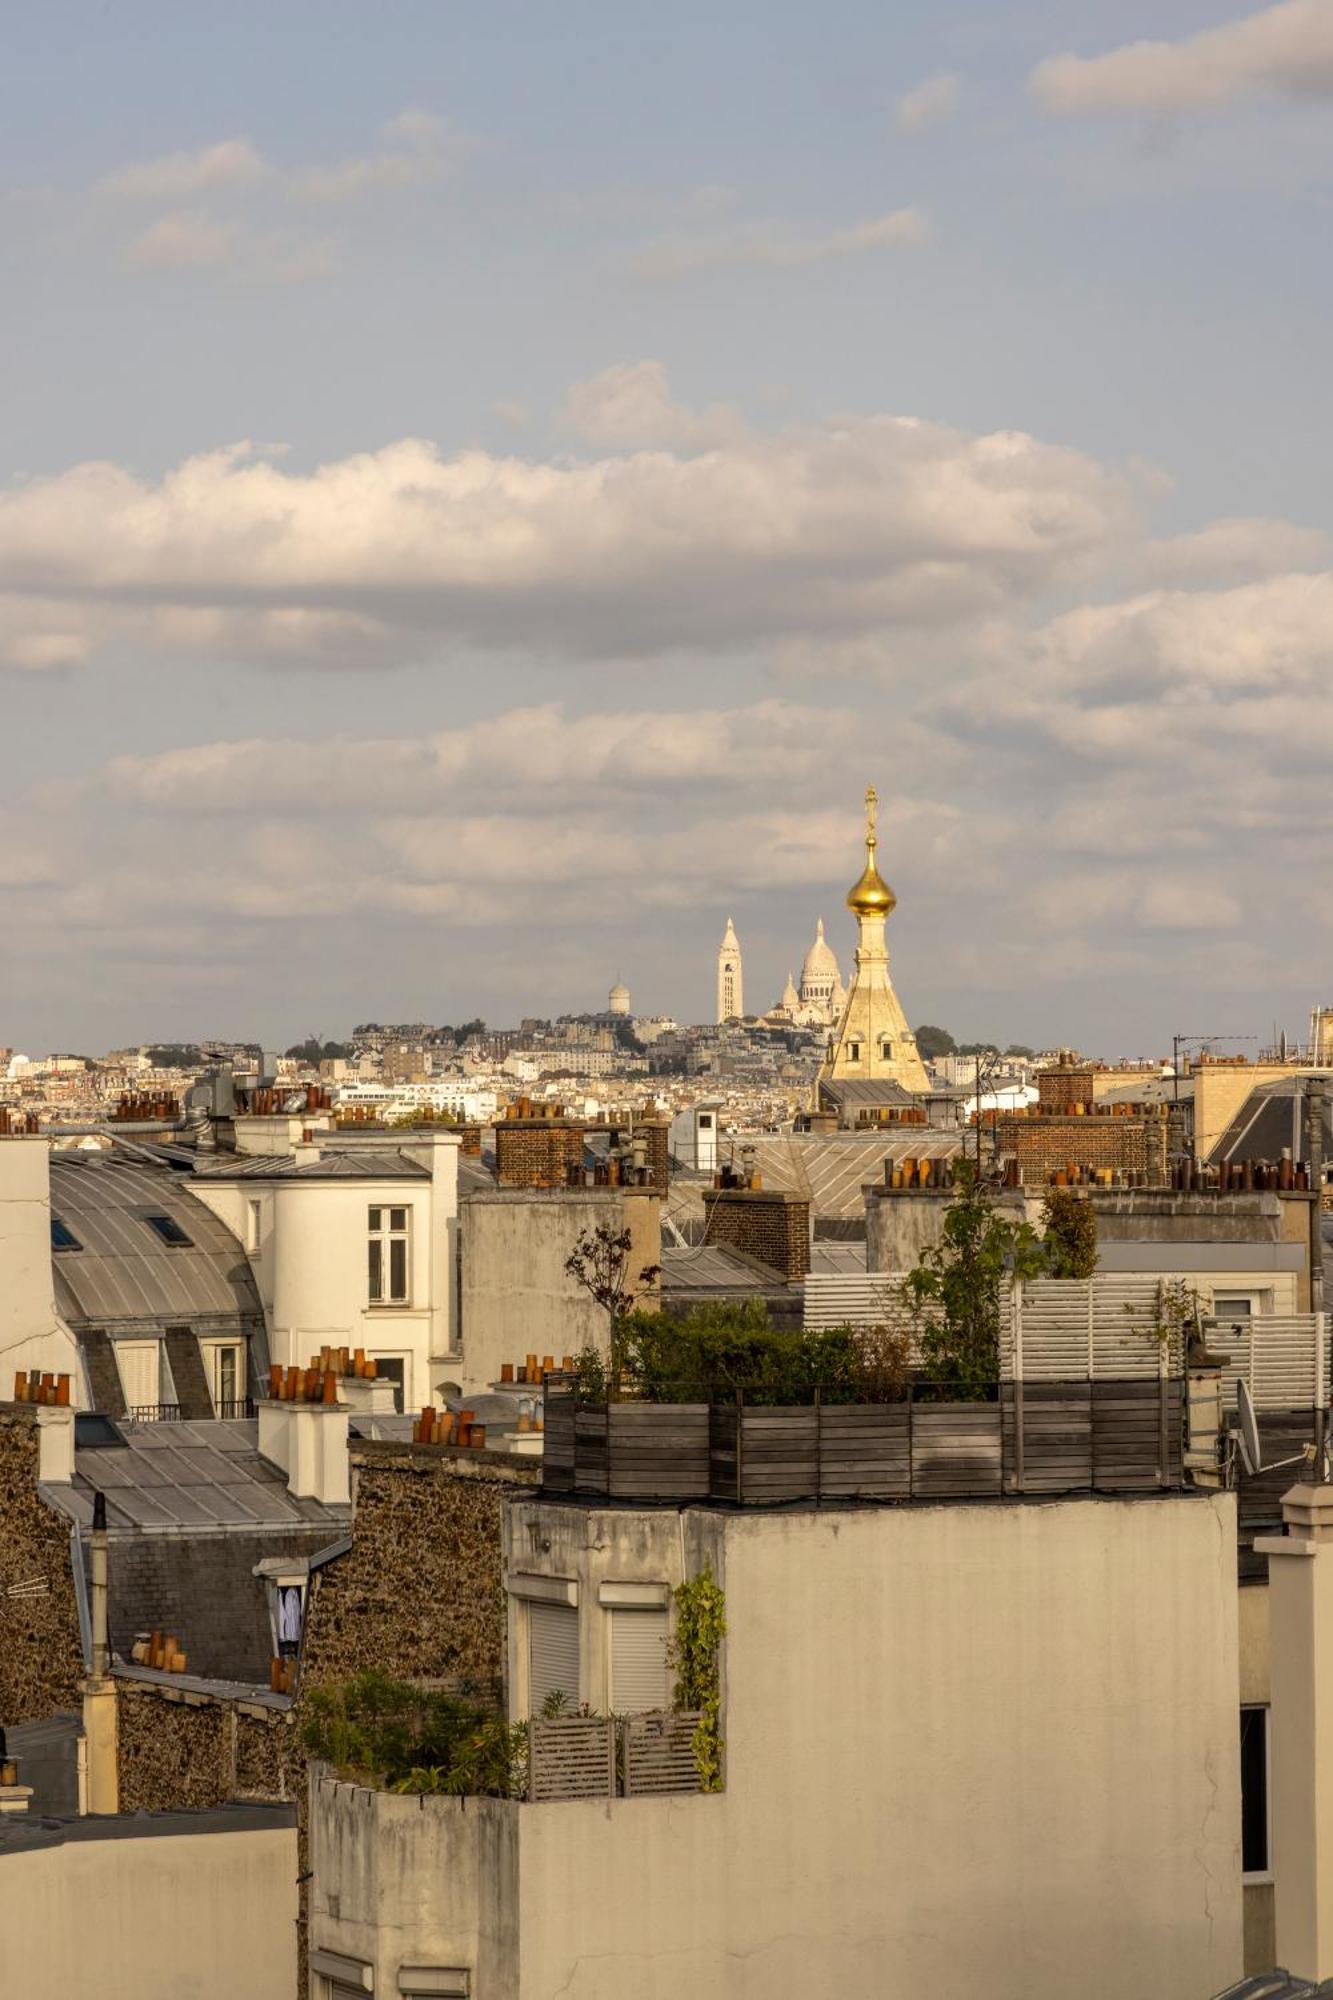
[1040,1188,1099,1278]
[565,1225,661,1393]
[905,1165,1045,1399]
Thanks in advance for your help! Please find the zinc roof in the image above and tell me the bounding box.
[192,1149,428,1182]
[42,1417,348,1533]
[48,1154,262,1331]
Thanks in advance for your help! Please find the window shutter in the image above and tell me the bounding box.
[609,1607,669,1713]
[528,1601,579,1712]
[116,1339,160,1410]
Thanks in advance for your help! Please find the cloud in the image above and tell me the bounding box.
[1139,516,1333,586]
[895,74,960,134]
[124,211,236,270]
[560,361,742,449]
[102,700,860,815]
[635,207,927,278]
[292,108,473,203]
[97,138,267,202]
[0,392,1132,668]
[1031,0,1333,117]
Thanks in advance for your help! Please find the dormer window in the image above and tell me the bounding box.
[51,1217,81,1251]
[145,1213,192,1247]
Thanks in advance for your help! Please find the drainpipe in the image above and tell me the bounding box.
[80,1490,118,1815]
[1309,1082,1327,1476]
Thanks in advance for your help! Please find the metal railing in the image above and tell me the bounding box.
[123,1403,183,1423]
[214,1397,256,1420]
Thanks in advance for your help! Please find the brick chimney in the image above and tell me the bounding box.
[701,1187,811,1281]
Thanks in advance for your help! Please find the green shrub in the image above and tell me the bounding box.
[300,1669,523,1797]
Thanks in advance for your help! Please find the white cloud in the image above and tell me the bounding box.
[1031,0,1333,117]
[293,107,473,203]
[102,700,859,815]
[895,74,960,135]
[0,393,1132,667]
[1140,515,1333,586]
[560,361,742,449]
[97,138,267,202]
[124,211,236,270]
[635,207,927,279]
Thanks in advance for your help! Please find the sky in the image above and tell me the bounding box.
[2,0,1333,1057]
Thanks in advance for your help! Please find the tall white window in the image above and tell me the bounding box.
[368,1205,410,1305]
[528,1601,579,1713]
[609,1607,669,1713]
[207,1341,243,1413]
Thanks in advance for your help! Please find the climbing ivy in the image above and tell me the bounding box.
[671,1563,726,1792]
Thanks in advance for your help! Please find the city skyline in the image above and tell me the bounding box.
[4,1,1333,1052]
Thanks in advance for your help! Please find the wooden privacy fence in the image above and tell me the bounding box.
[543,1382,1184,1503]
[528,1710,703,1802]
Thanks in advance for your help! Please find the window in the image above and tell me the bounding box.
[1241,1706,1270,1876]
[698,1114,713,1129]
[372,1355,405,1413]
[50,1216,82,1251]
[247,1199,262,1253]
[368,1205,410,1304]
[879,1037,894,1060]
[609,1606,669,1713]
[207,1342,243,1414]
[528,1600,579,1713]
[848,1041,861,1062]
[145,1212,192,1247]
[1214,1296,1254,1320]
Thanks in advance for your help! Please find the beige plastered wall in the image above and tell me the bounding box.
[0,1823,296,2000]
[515,1492,1243,2000]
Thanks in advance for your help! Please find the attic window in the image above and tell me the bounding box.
[145,1213,193,1247]
[50,1217,82,1251]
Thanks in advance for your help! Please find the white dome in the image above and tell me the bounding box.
[801,918,840,984]
[608,981,631,1016]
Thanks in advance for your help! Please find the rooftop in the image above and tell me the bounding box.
[48,1152,262,1331]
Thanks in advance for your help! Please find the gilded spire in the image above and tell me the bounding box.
[845,783,896,918]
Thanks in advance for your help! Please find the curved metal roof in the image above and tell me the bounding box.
[48,1153,262,1331]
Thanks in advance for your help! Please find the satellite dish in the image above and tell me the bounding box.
[1238,1381,1261,1479]
[1234,1378,1321,1482]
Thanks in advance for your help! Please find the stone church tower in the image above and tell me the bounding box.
[819,787,929,1099]
[717,917,744,1024]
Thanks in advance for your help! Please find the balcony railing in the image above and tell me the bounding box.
[214,1397,256,1420]
[123,1403,182,1423]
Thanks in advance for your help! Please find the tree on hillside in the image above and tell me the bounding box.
[915,1024,957,1059]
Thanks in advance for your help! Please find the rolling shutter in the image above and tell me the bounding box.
[609,1607,669,1714]
[528,1601,579,1712]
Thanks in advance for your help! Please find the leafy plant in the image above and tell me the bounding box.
[300,1670,523,1798]
[565,1224,662,1389]
[904,1163,1045,1399]
[671,1564,726,1792]
[1123,1279,1199,1364]
[1040,1188,1099,1279]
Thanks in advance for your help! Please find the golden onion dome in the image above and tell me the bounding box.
[846,785,897,918]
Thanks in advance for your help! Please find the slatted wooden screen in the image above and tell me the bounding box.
[528,1715,615,1802]
[622,1711,702,1797]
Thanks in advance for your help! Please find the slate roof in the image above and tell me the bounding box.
[1210,1077,1333,1167]
[1213,1975,1333,1999]
[661,1242,792,1296]
[192,1149,429,1181]
[667,1132,962,1226]
[48,1153,262,1331]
